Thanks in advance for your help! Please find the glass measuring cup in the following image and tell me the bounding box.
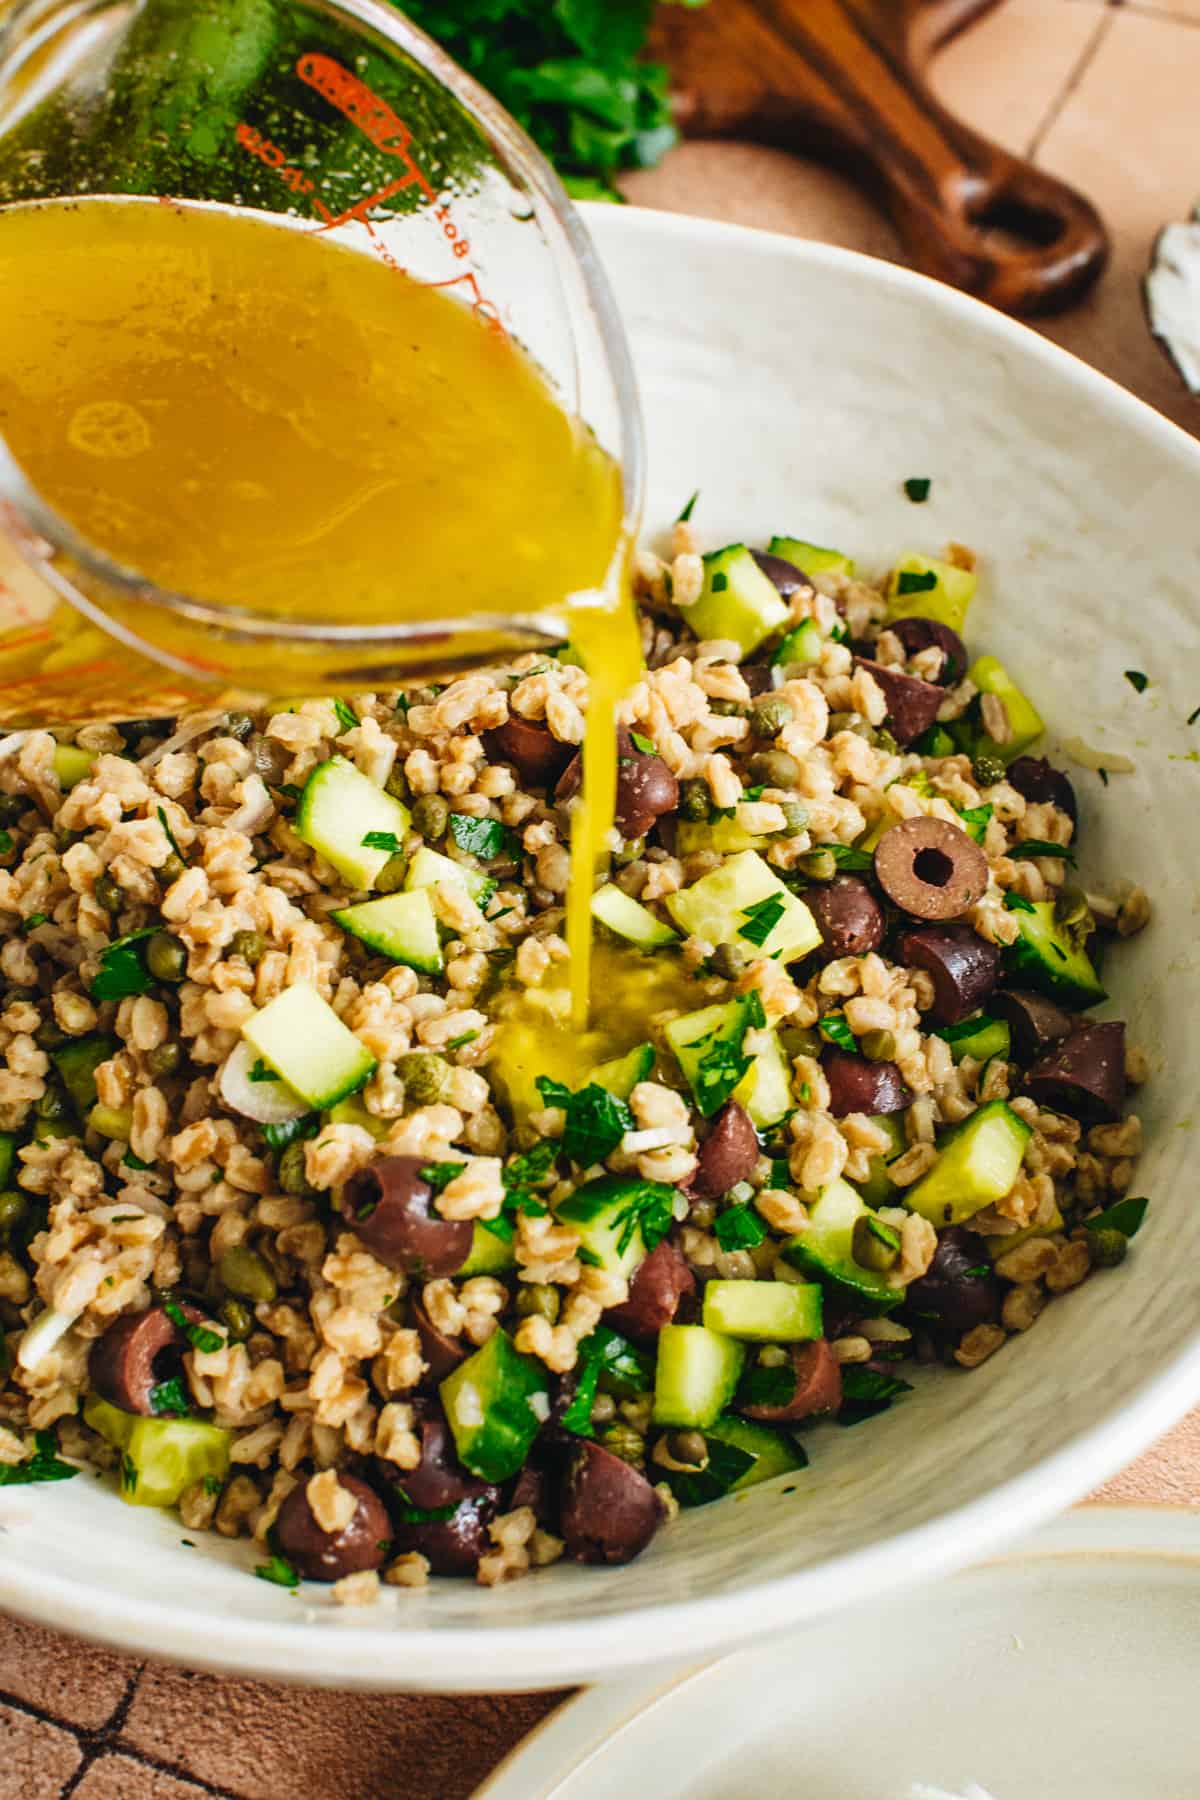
[0,0,644,726]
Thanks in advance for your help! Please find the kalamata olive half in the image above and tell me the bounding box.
[899,925,1000,1026]
[391,1496,496,1577]
[605,1239,696,1344]
[557,728,679,841]
[751,550,813,598]
[806,875,885,959]
[854,658,944,746]
[887,616,968,686]
[990,989,1074,1066]
[823,1049,911,1117]
[274,1473,391,1583]
[874,816,988,920]
[692,1100,759,1197]
[739,1339,843,1423]
[903,1227,1001,1334]
[484,716,574,788]
[89,1302,200,1417]
[411,1296,468,1385]
[560,1440,663,1565]
[339,1156,472,1278]
[1025,1021,1126,1123]
[1006,755,1078,823]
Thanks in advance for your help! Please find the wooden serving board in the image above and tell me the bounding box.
[651,0,1109,315]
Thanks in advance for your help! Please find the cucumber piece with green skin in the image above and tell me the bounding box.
[439,1328,549,1483]
[0,1133,14,1189]
[936,1015,1011,1064]
[689,545,789,656]
[781,1178,903,1312]
[88,1103,133,1140]
[51,1034,117,1116]
[590,884,679,950]
[964,655,1044,764]
[85,1395,231,1509]
[985,1206,1064,1260]
[703,1279,823,1342]
[456,1221,516,1276]
[905,1099,1033,1227]
[676,817,768,856]
[590,1042,655,1101]
[887,553,977,633]
[1002,901,1106,1008]
[326,1094,387,1140]
[912,723,956,758]
[666,850,821,964]
[707,1415,807,1488]
[555,1174,666,1278]
[652,1323,746,1429]
[665,994,764,1117]
[242,983,375,1109]
[733,1026,793,1128]
[295,756,411,890]
[332,888,442,975]
[404,843,494,907]
[857,1114,907,1208]
[768,535,855,578]
[771,619,823,668]
[53,744,95,791]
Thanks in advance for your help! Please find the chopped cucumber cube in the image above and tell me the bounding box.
[703,1279,823,1341]
[733,1026,793,1128]
[325,1093,388,1140]
[666,851,821,964]
[905,1099,1033,1227]
[887,553,976,632]
[84,1393,135,1449]
[333,888,442,974]
[768,535,855,578]
[555,1174,660,1278]
[86,1396,231,1509]
[456,1221,516,1277]
[242,983,375,1109]
[53,743,96,791]
[771,619,823,668]
[676,817,769,856]
[590,884,679,950]
[1002,901,1106,1008]
[781,1178,903,1312]
[590,1041,655,1100]
[440,1329,549,1483]
[405,843,493,906]
[689,545,788,656]
[0,1132,15,1189]
[52,1034,117,1116]
[706,1415,807,1488]
[88,1103,133,1140]
[856,1113,907,1208]
[966,655,1044,763]
[984,1206,1064,1261]
[653,1324,746,1429]
[665,994,762,1117]
[294,755,411,890]
[936,1015,1011,1064]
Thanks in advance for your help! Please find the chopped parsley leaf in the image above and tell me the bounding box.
[895,569,937,597]
[163,1300,223,1355]
[576,1244,602,1266]
[121,1453,139,1494]
[737,1363,796,1410]
[446,1030,479,1051]
[741,784,766,802]
[819,1012,857,1054]
[677,489,699,523]
[0,830,12,855]
[1098,768,1109,787]
[332,698,358,732]
[23,912,48,931]
[485,1138,558,1241]
[149,1374,191,1417]
[609,1180,676,1257]
[903,477,931,503]
[121,1150,155,1172]
[838,1366,913,1426]
[1188,705,1200,727]
[0,1430,77,1487]
[816,843,874,873]
[361,830,403,854]
[959,802,993,845]
[247,1059,279,1083]
[156,805,185,863]
[263,1113,320,1152]
[419,1161,466,1195]
[738,892,786,948]
[1123,670,1149,694]
[394,1499,458,1524]
[1003,891,1036,914]
[713,1204,767,1252]
[629,731,657,756]
[798,1081,812,1103]
[692,1035,753,1117]
[961,1264,991,1280]
[1088,1195,1149,1239]
[1009,839,1075,864]
[448,814,510,861]
[711,571,729,593]
[88,927,160,1001]
[203,1473,223,1496]
[255,1553,301,1589]
[535,1077,632,1167]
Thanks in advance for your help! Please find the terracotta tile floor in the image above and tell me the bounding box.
[4,2,1200,1794]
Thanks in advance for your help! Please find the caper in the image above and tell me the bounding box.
[398,1051,450,1104]
[119,718,164,747]
[411,793,449,841]
[873,728,899,755]
[374,852,408,895]
[600,1422,645,1467]
[220,1297,254,1342]
[827,711,857,736]
[779,1025,822,1059]
[860,1029,897,1064]
[35,1082,70,1123]
[679,779,711,823]
[385,766,409,802]
[223,710,255,742]
[219,1244,277,1304]
[750,696,792,740]
[1086,1226,1127,1269]
[747,749,802,789]
[145,1042,182,1078]
[516,1283,560,1324]
[798,848,838,881]
[852,1212,901,1272]
[158,852,186,886]
[0,795,26,826]
[229,929,264,967]
[971,754,1006,788]
[146,932,186,983]
[277,1140,313,1196]
[613,836,645,866]
[1054,885,1091,928]
[708,699,744,718]
[778,801,809,835]
[94,873,123,914]
[0,1190,28,1237]
[2,987,36,1007]
[666,1429,708,1468]
[710,941,748,980]
[33,1019,66,1051]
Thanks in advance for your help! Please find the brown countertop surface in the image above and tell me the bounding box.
[3,2,1199,1793]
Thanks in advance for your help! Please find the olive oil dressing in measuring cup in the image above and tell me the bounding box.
[0,0,646,1019]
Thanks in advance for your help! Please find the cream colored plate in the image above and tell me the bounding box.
[481,1508,1200,1798]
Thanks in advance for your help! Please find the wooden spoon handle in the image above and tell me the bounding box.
[656,0,1109,316]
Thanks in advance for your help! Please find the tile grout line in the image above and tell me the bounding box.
[1025,5,1114,160]
[0,1677,245,1800]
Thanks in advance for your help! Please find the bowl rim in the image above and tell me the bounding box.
[5,205,1200,1691]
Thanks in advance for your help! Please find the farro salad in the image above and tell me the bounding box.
[0,524,1150,1598]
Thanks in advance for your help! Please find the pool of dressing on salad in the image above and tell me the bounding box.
[0,196,643,1022]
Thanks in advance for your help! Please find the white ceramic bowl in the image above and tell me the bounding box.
[4,208,1200,1692]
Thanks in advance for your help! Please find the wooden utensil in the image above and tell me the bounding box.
[651,0,1108,315]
